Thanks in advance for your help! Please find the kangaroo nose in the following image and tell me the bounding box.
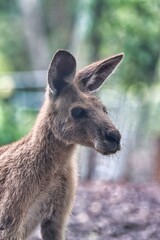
[105,130,121,144]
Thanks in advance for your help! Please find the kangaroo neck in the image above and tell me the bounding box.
[31,99,75,163]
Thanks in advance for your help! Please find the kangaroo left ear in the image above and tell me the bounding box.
[76,53,124,92]
[48,50,76,96]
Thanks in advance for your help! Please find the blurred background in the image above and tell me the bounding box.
[0,0,160,183]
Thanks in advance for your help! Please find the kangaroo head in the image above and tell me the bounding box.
[46,50,123,155]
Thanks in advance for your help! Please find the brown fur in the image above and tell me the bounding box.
[0,50,123,240]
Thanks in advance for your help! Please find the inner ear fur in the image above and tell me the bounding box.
[76,53,124,92]
[48,50,76,96]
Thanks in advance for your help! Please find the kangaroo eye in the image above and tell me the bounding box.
[71,107,86,119]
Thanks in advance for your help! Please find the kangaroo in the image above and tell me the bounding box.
[0,50,123,240]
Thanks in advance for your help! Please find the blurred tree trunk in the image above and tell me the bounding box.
[86,0,106,180]
[18,0,49,70]
[88,0,106,61]
[41,0,77,54]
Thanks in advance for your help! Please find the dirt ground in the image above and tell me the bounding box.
[31,181,160,240]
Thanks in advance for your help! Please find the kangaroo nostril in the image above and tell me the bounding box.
[105,130,121,144]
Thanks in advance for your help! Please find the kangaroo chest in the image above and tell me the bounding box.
[21,160,77,238]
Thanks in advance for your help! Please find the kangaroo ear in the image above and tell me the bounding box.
[48,50,76,96]
[76,53,123,92]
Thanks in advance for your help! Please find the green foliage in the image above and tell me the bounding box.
[0,0,77,72]
[0,0,31,72]
[88,0,160,91]
[0,100,36,146]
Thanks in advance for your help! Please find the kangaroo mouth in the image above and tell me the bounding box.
[94,128,121,155]
[94,139,121,155]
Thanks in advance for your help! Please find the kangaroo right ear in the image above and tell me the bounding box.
[47,50,76,96]
[76,53,123,92]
